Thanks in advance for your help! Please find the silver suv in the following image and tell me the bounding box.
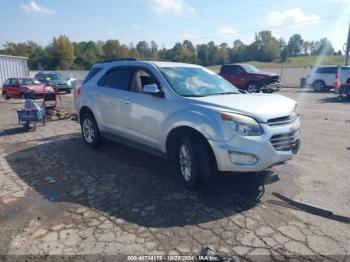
[75,59,300,189]
[306,65,350,91]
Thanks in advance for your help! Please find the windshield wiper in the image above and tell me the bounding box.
[182,94,207,97]
[208,92,238,96]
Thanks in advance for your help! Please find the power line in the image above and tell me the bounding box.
[87,0,277,37]
[162,12,350,46]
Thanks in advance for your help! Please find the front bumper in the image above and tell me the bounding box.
[261,83,281,92]
[209,119,300,172]
[26,92,56,100]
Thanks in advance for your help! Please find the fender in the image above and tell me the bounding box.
[160,107,232,153]
[77,91,103,129]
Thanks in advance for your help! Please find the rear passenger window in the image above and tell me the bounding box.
[83,67,103,84]
[316,67,337,74]
[98,69,131,90]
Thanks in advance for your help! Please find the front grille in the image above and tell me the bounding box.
[259,76,280,86]
[270,131,299,151]
[267,114,297,126]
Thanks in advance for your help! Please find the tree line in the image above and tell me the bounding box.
[0,30,340,70]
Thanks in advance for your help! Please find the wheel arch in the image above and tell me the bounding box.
[165,126,217,169]
[79,106,95,121]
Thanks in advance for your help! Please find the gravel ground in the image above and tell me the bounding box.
[0,89,349,261]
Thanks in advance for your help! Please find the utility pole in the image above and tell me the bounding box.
[344,22,350,66]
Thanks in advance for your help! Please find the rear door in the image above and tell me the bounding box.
[94,67,133,136]
[319,67,337,86]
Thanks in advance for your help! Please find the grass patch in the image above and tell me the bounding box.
[208,55,344,72]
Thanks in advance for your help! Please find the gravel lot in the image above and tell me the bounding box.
[0,89,349,261]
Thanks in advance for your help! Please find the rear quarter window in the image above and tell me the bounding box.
[83,67,103,84]
[98,69,131,90]
[316,67,337,74]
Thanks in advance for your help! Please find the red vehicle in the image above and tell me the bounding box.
[219,63,281,93]
[2,78,55,100]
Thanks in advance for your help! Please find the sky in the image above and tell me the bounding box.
[0,0,349,51]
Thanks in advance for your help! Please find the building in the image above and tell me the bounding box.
[0,55,29,85]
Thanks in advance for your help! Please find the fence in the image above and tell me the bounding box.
[29,67,311,88]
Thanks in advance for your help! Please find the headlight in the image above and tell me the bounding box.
[221,112,263,136]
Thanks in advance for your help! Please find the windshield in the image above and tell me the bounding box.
[241,64,260,73]
[160,67,239,97]
[18,78,40,85]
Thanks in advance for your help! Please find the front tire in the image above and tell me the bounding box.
[177,136,214,190]
[80,112,102,148]
[246,82,259,93]
[2,92,10,100]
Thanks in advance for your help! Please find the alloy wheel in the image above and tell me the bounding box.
[179,144,192,182]
[83,119,95,144]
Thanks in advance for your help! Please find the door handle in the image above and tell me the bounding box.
[124,98,131,104]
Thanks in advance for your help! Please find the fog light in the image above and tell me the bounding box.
[228,151,258,165]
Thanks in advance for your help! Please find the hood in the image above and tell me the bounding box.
[187,93,296,122]
[50,79,68,85]
[22,85,54,93]
[248,71,277,78]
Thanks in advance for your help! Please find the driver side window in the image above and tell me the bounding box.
[131,70,157,93]
[10,79,18,87]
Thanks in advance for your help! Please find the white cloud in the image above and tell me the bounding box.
[266,8,320,27]
[147,0,195,16]
[216,26,238,37]
[20,1,55,15]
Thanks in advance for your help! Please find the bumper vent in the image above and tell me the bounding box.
[270,131,299,152]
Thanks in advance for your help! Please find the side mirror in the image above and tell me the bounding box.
[143,84,162,96]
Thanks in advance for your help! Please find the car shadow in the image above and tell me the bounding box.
[5,134,278,228]
[319,96,350,104]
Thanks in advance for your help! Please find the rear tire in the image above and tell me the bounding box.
[66,89,71,94]
[20,93,26,99]
[177,136,214,190]
[80,112,102,148]
[313,80,325,92]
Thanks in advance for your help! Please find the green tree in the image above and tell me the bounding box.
[48,35,75,69]
[312,38,334,55]
[102,39,120,59]
[253,31,280,62]
[136,41,151,58]
[197,44,208,65]
[288,34,304,56]
[74,41,102,69]
[207,41,219,65]
[218,43,230,64]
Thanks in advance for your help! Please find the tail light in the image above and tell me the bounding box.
[333,69,341,89]
[333,79,341,89]
[76,86,82,96]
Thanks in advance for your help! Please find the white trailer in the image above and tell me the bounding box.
[0,55,29,85]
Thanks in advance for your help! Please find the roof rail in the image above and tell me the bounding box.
[99,57,138,64]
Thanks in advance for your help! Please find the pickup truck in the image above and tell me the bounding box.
[219,63,281,93]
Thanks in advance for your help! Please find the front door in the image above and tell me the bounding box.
[122,69,165,149]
